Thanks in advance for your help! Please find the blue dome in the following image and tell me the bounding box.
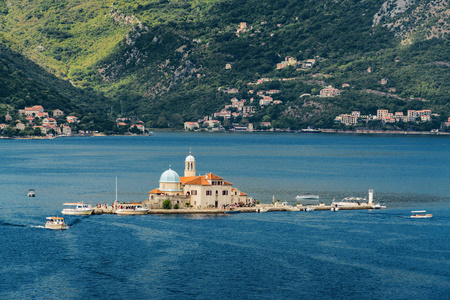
[159,168,180,183]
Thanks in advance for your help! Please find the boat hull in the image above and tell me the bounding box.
[61,210,94,215]
[116,209,148,215]
[45,224,68,230]
[411,214,433,218]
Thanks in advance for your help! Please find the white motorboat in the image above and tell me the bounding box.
[296,193,319,200]
[27,189,36,197]
[45,217,68,230]
[116,203,149,215]
[372,204,387,209]
[332,197,367,206]
[61,202,95,215]
[305,207,316,212]
[259,207,269,213]
[410,210,433,218]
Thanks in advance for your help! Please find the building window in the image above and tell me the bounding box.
[191,190,197,195]
[206,190,212,196]
[222,190,228,195]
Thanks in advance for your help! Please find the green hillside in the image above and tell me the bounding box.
[0,0,449,131]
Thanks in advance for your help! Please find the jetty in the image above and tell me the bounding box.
[91,203,383,215]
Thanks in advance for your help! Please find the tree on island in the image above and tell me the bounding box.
[162,199,172,209]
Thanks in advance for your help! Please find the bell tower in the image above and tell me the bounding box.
[184,150,196,177]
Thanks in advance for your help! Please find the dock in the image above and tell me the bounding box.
[91,203,382,215]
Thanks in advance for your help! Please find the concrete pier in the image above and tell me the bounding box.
[91,203,382,215]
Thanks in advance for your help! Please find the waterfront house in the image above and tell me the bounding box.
[62,125,72,135]
[184,122,200,130]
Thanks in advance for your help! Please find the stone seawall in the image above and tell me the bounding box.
[92,204,381,214]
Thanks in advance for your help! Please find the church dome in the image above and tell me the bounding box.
[159,168,180,183]
[186,154,195,162]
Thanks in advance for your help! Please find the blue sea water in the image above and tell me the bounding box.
[0,132,449,299]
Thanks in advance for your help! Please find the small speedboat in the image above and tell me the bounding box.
[45,217,68,230]
[62,202,95,215]
[225,210,241,214]
[27,189,36,197]
[305,207,316,212]
[410,210,433,218]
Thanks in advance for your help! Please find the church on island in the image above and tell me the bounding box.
[144,152,251,209]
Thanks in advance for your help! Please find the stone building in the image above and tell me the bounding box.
[145,152,250,209]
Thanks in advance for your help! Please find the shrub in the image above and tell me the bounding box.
[174,204,179,209]
[162,199,172,209]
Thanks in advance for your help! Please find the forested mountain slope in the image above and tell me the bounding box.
[1,0,449,130]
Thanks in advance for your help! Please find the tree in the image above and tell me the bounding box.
[162,199,172,209]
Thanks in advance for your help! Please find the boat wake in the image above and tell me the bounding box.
[30,225,46,229]
[67,218,83,226]
[0,221,27,227]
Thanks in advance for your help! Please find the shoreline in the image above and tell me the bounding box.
[2,128,449,140]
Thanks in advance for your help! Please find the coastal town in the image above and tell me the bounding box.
[0,105,147,138]
[183,83,450,134]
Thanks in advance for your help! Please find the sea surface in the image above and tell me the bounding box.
[0,132,449,299]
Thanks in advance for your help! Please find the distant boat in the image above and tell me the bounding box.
[61,202,95,215]
[27,189,36,197]
[410,210,433,218]
[45,217,68,230]
[305,207,316,212]
[300,128,322,133]
[372,204,387,209]
[296,193,319,200]
[258,207,269,213]
[225,210,240,214]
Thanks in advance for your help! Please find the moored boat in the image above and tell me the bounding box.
[45,217,68,230]
[332,197,367,206]
[115,203,148,215]
[410,210,433,218]
[305,207,316,212]
[62,202,95,215]
[225,209,240,214]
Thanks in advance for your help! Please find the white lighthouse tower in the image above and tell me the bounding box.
[368,188,374,205]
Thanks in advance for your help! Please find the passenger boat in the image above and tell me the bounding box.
[296,193,319,200]
[61,202,95,215]
[45,217,68,230]
[27,189,36,197]
[115,203,149,215]
[410,210,433,218]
